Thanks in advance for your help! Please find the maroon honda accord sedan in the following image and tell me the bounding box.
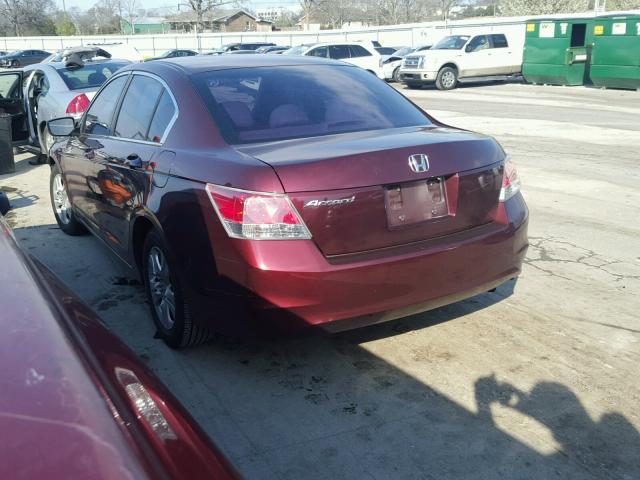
[0,217,238,478]
[47,55,528,347]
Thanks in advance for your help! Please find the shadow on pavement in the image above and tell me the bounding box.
[12,222,640,480]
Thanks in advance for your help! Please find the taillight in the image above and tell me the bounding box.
[499,156,521,202]
[66,93,90,116]
[206,184,312,240]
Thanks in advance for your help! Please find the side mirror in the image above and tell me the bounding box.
[48,117,76,137]
[465,45,474,53]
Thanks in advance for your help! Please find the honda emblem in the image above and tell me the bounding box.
[408,154,430,173]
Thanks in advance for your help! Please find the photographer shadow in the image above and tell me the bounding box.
[475,374,640,478]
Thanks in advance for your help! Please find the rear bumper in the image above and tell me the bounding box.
[213,195,528,330]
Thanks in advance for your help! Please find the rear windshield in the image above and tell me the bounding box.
[193,65,431,144]
[56,62,129,90]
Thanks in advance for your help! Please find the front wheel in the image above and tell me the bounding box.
[143,230,210,348]
[392,67,401,83]
[50,163,86,235]
[435,67,458,90]
[11,60,19,68]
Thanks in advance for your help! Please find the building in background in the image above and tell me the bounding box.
[166,9,274,33]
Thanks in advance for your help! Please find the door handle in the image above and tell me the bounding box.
[125,154,143,169]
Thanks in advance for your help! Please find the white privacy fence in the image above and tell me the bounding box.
[1,11,637,58]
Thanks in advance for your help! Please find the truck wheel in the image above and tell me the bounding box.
[436,67,458,90]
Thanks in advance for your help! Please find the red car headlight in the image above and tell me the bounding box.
[206,184,312,240]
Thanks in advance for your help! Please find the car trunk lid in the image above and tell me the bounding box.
[236,126,505,255]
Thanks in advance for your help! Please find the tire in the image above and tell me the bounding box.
[142,229,210,348]
[11,60,19,68]
[435,66,458,90]
[0,191,10,216]
[392,67,401,83]
[50,163,86,235]
[40,127,54,156]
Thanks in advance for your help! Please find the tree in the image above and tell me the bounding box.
[605,0,640,8]
[182,0,234,33]
[499,0,589,15]
[56,12,76,35]
[0,0,57,36]
[299,0,320,30]
[121,0,139,34]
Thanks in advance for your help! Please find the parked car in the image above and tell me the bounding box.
[46,44,144,63]
[283,42,385,78]
[145,49,199,61]
[0,215,239,479]
[43,55,528,348]
[256,45,289,54]
[382,45,431,82]
[399,33,521,90]
[375,46,399,55]
[219,42,276,52]
[224,50,258,54]
[0,56,130,158]
[0,49,50,68]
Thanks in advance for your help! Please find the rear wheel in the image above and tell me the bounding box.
[143,229,210,348]
[50,164,86,235]
[435,67,458,90]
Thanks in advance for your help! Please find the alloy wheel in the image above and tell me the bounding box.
[442,71,456,88]
[52,173,71,225]
[147,246,176,330]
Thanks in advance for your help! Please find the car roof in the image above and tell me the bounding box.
[122,54,345,75]
[49,58,130,70]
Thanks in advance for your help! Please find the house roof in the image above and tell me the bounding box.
[166,8,272,24]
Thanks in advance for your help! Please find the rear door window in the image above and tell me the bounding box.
[348,45,372,57]
[491,34,508,48]
[114,75,164,141]
[147,90,177,143]
[83,75,128,136]
[329,45,351,60]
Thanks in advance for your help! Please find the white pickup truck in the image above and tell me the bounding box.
[398,33,522,90]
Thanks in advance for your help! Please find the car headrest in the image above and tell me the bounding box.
[88,72,107,85]
[269,104,309,129]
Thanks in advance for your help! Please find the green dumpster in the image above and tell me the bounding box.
[590,15,640,90]
[522,18,593,86]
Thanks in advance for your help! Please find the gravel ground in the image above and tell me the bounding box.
[1,81,639,479]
